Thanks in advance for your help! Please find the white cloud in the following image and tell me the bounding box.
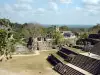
[18,0,33,3]
[33,8,46,15]
[4,4,14,13]
[0,2,47,18]
[83,0,100,14]
[14,3,33,11]
[83,0,100,5]
[49,2,58,11]
[60,0,72,4]
[76,7,82,11]
[0,0,34,18]
[37,8,45,12]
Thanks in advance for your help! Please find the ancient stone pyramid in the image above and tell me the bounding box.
[91,42,100,55]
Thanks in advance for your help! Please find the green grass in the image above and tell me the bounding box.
[0,48,86,75]
[0,50,59,75]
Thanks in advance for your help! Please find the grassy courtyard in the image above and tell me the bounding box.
[0,47,84,75]
[0,50,59,75]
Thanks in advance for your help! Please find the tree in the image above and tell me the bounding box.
[80,28,86,32]
[0,19,15,61]
[13,23,24,42]
[22,23,46,38]
[0,18,10,26]
[59,26,69,31]
[80,33,88,39]
[46,25,56,38]
[89,24,100,34]
[0,29,7,55]
[52,31,64,45]
[0,28,15,61]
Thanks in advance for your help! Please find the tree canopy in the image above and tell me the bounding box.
[59,26,69,31]
[21,23,46,38]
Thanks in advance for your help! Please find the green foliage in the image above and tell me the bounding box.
[21,23,46,38]
[80,28,85,32]
[59,26,69,31]
[89,24,100,34]
[7,38,16,53]
[0,29,7,51]
[52,31,64,45]
[46,25,56,38]
[0,18,11,27]
[0,29,15,55]
[11,23,23,41]
[80,33,88,39]
[0,18,16,56]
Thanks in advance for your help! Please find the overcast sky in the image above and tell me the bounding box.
[0,0,100,25]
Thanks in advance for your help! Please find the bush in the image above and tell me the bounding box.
[0,29,7,54]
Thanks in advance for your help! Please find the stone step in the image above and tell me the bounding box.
[52,53,67,64]
[52,53,93,75]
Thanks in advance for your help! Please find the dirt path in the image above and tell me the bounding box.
[13,50,40,57]
[13,49,56,57]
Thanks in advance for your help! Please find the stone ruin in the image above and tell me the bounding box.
[83,34,100,52]
[32,37,52,51]
[47,47,100,75]
[15,37,53,54]
[91,42,100,56]
[76,33,100,52]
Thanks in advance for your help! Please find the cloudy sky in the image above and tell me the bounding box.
[0,0,100,25]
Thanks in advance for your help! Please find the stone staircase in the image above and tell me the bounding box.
[47,47,100,75]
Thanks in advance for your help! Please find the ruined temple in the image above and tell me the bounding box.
[33,37,52,50]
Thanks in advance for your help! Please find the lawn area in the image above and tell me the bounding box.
[0,50,59,75]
